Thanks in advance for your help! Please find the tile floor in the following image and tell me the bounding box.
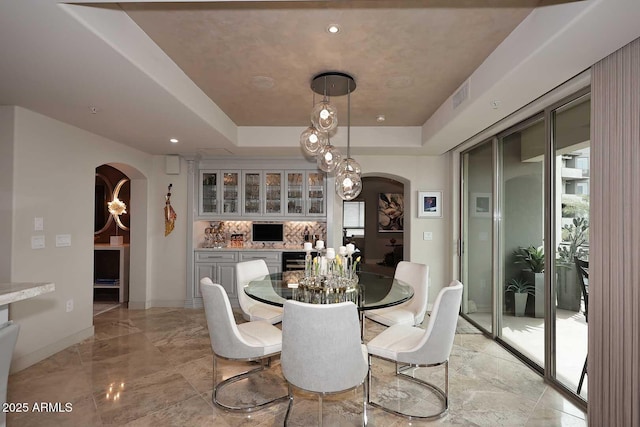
[7,307,587,426]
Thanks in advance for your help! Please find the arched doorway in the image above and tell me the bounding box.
[93,162,148,315]
[343,175,407,276]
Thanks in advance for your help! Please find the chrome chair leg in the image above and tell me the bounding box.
[284,383,294,426]
[368,356,449,420]
[212,354,288,412]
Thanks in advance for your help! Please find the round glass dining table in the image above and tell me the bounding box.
[245,270,413,311]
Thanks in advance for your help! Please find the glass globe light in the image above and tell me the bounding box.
[300,125,327,156]
[335,157,361,177]
[317,144,342,173]
[336,166,362,200]
[311,100,338,133]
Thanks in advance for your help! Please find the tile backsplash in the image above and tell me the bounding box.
[195,220,326,249]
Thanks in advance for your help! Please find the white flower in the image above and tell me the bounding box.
[108,198,127,216]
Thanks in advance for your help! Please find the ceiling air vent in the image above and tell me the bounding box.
[452,80,469,110]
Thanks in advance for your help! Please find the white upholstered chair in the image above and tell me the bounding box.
[367,280,463,420]
[366,261,429,327]
[200,277,287,412]
[1,321,20,427]
[281,300,368,426]
[236,259,283,324]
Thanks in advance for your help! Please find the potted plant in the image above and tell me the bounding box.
[506,276,535,317]
[556,217,589,311]
[513,245,544,318]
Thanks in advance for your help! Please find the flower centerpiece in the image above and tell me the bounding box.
[297,242,360,305]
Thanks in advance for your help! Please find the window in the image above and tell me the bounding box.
[343,201,365,237]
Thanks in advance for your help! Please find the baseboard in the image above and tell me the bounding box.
[128,300,150,310]
[130,300,188,309]
[11,325,94,373]
[147,299,185,308]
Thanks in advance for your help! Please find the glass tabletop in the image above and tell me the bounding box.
[245,271,413,311]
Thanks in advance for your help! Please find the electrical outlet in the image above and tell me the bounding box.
[423,232,433,241]
[66,299,73,312]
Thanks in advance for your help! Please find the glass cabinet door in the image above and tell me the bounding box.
[286,171,304,215]
[264,171,283,215]
[243,171,262,215]
[222,171,240,215]
[306,172,325,216]
[200,171,219,215]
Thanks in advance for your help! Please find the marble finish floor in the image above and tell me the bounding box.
[8,307,587,426]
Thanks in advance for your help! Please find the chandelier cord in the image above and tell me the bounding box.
[347,79,351,159]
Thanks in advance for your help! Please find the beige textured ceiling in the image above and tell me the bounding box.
[122,1,540,127]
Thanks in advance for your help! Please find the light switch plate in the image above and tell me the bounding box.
[56,234,71,247]
[423,231,433,241]
[34,217,44,231]
[31,235,45,249]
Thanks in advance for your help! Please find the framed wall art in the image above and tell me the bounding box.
[418,191,442,218]
[378,193,404,232]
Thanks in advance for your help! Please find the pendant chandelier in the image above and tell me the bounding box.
[300,72,362,201]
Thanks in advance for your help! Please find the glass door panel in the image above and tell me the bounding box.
[222,171,240,215]
[307,172,325,216]
[462,141,494,333]
[552,94,590,398]
[264,172,283,215]
[499,115,545,367]
[243,171,262,215]
[286,171,304,215]
[200,171,219,215]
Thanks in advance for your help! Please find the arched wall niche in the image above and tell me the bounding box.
[94,162,149,309]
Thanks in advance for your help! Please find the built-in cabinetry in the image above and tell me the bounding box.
[193,250,281,307]
[198,164,325,219]
[285,170,326,216]
[94,244,129,303]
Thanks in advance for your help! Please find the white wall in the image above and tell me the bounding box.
[0,107,14,282]
[329,153,452,307]
[147,155,189,307]
[6,107,181,371]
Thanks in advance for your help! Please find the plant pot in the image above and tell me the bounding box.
[556,266,581,311]
[514,293,528,317]
[523,271,545,318]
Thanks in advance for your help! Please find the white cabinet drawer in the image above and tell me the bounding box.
[239,251,281,262]
[195,251,238,262]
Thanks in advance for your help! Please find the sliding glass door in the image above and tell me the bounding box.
[461,141,494,333]
[552,94,590,398]
[459,89,590,402]
[498,115,545,367]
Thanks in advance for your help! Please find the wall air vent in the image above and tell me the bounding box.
[452,80,469,110]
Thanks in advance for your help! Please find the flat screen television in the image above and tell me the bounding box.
[252,223,284,242]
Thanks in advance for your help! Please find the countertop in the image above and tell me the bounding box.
[0,282,56,306]
[195,246,307,252]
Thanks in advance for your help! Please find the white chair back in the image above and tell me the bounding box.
[0,321,20,427]
[200,277,257,360]
[395,261,429,324]
[235,259,270,318]
[400,280,463,365]
[282,301,367,394]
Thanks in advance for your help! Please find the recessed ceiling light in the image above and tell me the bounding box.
[170,138,179,144]
[250,76,275,90]
[376,115,386,123]
[327,24,340,34]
